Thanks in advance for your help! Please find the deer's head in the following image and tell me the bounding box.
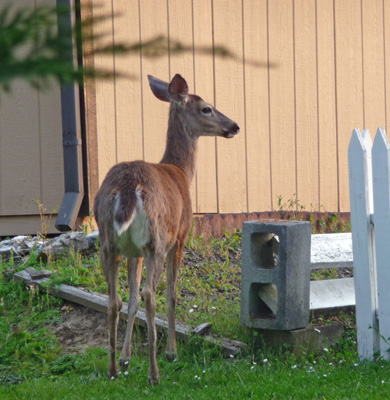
[148,74,240,139]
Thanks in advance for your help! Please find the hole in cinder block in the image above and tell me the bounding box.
[250,232,279,269]
[249,283,277,319]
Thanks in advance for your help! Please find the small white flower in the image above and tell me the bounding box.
[339,360,343,364]
[313,361,317,364]
[323,348,329,352]
[230,354,234,358]
[118,372,122,375]
[195,375,198,379]
[124,361,129,365]
[354,363,359,367]
[382,380,385,384]
[211,306,216,310]
[250,366,255,370]
[189,309,194,313]
[203,370,206,374]
[111,376,115,380]
[263,359,268,363]
[205,385,208,388]
[193,305,198,309]
[124,371,129,376]
[252,361,257,365]
[329,363,333,367]
[323,374,327,378]
[292,365,297,369]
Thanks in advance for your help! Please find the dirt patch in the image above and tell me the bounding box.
[52,302,127,354]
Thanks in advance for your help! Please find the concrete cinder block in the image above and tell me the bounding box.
[241,219,311,330]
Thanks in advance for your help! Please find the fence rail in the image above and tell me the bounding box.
[348,128,390,360]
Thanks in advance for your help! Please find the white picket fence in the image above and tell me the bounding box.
[348,128,390,360]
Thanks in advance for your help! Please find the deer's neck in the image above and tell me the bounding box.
[160,107,197,182]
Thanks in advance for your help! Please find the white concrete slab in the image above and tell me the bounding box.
[310,277,355,310]
[310,233,353,270]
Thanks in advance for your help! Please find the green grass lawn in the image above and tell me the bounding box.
[1,231,390,399]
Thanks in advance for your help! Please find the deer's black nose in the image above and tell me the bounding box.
[232,123,240,133]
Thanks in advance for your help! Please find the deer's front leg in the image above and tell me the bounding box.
[119,257,143,370]
[142,253,164,385]
[165,241,183,361]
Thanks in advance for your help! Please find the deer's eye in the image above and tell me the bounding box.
[201,106,213,116]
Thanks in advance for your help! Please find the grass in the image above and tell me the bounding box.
[2,230,390,398]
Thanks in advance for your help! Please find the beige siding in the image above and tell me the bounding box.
[0,0,63,235]
[192,0,218,213]
[91,0,390,214]
[243,0,272,212]
[268,0,296,209]
[317,0,338,212]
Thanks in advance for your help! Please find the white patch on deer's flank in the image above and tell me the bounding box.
[114,186,150,257]
[113,193,135,236]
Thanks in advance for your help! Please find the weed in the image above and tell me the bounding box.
[80,213,96,236]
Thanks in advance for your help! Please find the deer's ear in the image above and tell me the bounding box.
[168,74,188,103]
[148,75,170,102]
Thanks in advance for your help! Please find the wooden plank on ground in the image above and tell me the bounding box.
[14,268,246,356]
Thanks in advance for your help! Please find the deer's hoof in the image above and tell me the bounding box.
[148,375,160,386]
[119,358,130,371]
[165,352,178,362]
[107,363,120,380]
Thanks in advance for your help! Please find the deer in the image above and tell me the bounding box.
[93,73,240,385]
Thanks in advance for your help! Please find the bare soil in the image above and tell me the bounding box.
[52,302,127,354]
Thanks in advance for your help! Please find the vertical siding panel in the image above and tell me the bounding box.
[0,0,41,215]
[94,0,117,184]
[362,0,386,134]
[37,82,64,212]
[294,0,319,210]
[114,0,143,163]
[243,0,271,212]
[140,0,170,164]
[316,0,338,211]
[167,0,197,211]
[268,0,296,209]
[334,0,364,211]
[192,0,218,213]
[213,0,247,213]
[36,0,64,213]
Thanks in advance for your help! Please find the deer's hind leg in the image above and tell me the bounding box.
[165,240,184,361]
[142,252,164,385]
[101,244,122,379]
[119,257,143,370]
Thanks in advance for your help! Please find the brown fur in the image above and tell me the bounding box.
[93,74,239,384]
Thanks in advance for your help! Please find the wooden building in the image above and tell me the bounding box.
[1,0,390,236]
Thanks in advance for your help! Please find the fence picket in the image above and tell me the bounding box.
[372,128,390,359]
[348,129,379,360]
